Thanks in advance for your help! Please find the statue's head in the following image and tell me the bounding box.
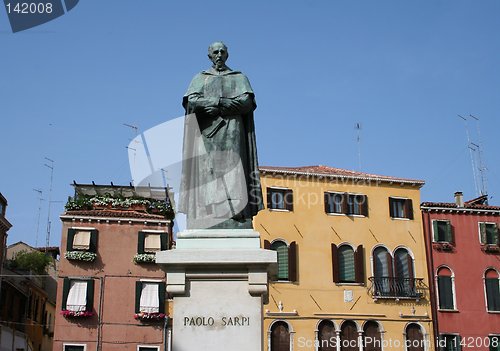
[208,41,228,70]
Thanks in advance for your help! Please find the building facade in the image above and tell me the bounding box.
[254,166,435,351]
[53,184,173,351]
[421,193,500,351]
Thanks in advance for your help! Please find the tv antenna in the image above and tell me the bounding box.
[44,157,54,249]
[123,123,140,185]
[355,122,362,170]
[33,189,44,247]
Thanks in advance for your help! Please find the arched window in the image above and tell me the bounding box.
[318,320,336,351]
[437,267,455,310]
[271,241,289,281]
[405,323,424,351]
[338,246,355,283]
[363,321,382,351]
[394,248,415,297]
[271,321,290,351]
[340,321,358,351]
[373,247,392,296]
[485,269,500,312]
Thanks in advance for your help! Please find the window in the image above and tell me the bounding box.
[363,321,382,351]
[135,281,165,314]
[394,248,415,296]
[437,267,455,310]
[265,240,297,282]
[331,244,364,284]
[137,231,168,254]
[267,188,293,211]
[479,223,499,246]
[485,269,500,312]
[324,192,368,216]
[389,197,413,219]
[405,323,425,351]
[318,320,336,351]
[489,336,499,351]
[67,228,97,253]
[373,247,392,296]
[62,279,94,313]
[270,321,290,351]
[340,321,358,351]
[138,347,160,351]
[439,335,461,351]
[63,345,86,351]
[433,220,453,243]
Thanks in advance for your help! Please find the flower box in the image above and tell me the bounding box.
[61,310,95,318]
[134,312,166,321]
[481,244,500,253]
[432,242,454,252]
[65,251,97,262]
[133,253,156,264]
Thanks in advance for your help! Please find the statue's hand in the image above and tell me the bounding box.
[204,106,220,117]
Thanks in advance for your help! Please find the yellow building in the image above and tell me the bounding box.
[254,165,434,351]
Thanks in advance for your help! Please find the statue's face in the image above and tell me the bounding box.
[208,43,228,69]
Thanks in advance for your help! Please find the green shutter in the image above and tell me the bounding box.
[445,221,453,243]
[66,229,76,252]
[159,282,166,313]
[89,230,98,253]
[271,241,289,280]
[433,221,439,241]
[494,224,499,245]
[480,223,487,244]
[486,278,500,312]
[438,276,454,309]
[137,231,145,254]
[160,233,168,251]
[62,278,71,310]
[86,279,94,312]
[338,246,355,283]
[135,281,142,313]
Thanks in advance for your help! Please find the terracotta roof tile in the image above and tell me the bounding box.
[64,210,167,220]
[421,202,500,211]
[259,165,424,185]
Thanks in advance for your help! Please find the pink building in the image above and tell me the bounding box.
[53,184,173,351]
[422,192,500,351]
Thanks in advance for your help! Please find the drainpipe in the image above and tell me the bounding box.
[423,211,439,350]
[97,277,104,351]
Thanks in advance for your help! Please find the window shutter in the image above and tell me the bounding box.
[66,229,76,252]
[486,278,500,311]
[446,222,454,243]
[438,276,453,309]
[85,279,94,312]
[432,221,439,242]
[355,245,364,284]
[479,223,487,244]
[285,190,294,212]
[266,188,272,209]
[361,196,369,217]
[62,278,71,310]
[263,240,271,250]
[406,254,414,279]
[405,199,414,219]
[494,224,499,245]
[324,193,330,213]
[288,241,297,282]
[135,281,142,313]
[387,252,394,278]
[342,193,349,215]
[137,231,145,254]
[331,243,339,283]
[160,233,168,251]
[89,230,98,253]
[159,282,166,313]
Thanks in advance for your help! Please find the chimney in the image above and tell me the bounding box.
[454,192,464,207]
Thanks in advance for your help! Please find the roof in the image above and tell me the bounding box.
[72,182,170,201]
[63,209,167,220]
[421,201,500,211]
[259,165,425,186]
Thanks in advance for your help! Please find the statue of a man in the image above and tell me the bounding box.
[178,42,263,229]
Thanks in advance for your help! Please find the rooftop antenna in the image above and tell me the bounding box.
[44,157,54,250]
[32,189,44,247]
[355,122,362,170]
[470,115,488,197]
[123,123,140,185]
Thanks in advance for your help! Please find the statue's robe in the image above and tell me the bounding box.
[178,67,263,229]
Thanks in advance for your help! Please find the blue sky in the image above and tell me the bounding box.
[1,0,499,247]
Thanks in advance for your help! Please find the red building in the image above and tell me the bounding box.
[422,192,500,351]
[53,184,174,351]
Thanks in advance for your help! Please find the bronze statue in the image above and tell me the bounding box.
[178,42,263,229]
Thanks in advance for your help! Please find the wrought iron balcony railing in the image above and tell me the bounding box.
[368,277,426,301]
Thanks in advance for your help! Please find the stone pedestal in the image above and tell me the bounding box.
[156,229,277,351]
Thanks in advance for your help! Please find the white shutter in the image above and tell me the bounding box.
[67,281,87,312]
[144,234,161,252]
[73,231,91,250]
[140,283,159,313]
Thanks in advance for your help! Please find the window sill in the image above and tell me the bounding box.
[438,309,459,313]
[346,214,366,218]
[336,282,364,286]
[487,310,500,314]
[326,212,345,216]
[390,217,411,221]
[272,280,293,284]
[268,208,291,213]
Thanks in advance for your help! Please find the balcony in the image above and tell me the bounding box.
[368,277,426,301]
